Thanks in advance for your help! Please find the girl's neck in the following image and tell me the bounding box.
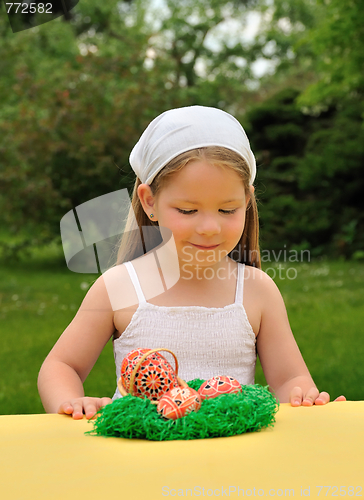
[135,243,237,287]
[141,256,238,309]
[175,256,237,286]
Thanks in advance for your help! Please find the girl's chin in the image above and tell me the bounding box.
[179,254,230,267]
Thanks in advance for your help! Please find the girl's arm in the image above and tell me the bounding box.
[254,270,346,405]
[37,274,116,419]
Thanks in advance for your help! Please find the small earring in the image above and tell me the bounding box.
[150,213,154,218]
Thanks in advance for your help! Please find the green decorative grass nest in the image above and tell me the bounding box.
[87,380,279,441]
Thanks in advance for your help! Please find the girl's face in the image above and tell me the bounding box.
[139,160,252,268]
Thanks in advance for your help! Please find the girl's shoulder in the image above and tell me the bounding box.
[244,265,273,284]
[99,262,139,311]
[243,266,288,335]
[100,254,171,310]
[74,263,134,313]
[244,265,283,304]
[78,272,115,312]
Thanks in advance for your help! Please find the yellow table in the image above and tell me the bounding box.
[1,402,363,500]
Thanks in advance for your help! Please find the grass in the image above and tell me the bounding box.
[0,245,115,415]
[0,247,363,415]
[255,260,364,400]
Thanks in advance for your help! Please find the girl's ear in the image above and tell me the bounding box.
[137,184,158,220]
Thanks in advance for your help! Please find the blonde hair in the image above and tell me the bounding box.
[116,147,261,268]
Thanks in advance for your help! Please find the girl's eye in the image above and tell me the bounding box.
[176,208,237,215]
[176,209,196,214]
[220,209,237,215]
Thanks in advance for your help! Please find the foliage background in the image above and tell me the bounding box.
[1,0,364,258]
[0,0,363,414]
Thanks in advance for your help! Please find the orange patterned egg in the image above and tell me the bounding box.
[120,348,179,402]
[198,376,242,400]
[157,387,201,420]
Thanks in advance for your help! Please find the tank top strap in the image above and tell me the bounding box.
[234,263,245,305]
[124,261,147,304]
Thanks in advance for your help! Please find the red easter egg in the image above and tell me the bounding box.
[120,348,179,402]
[198,375,242,400]
[157,387,201,420]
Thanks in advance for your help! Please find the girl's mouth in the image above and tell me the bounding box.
[189,243,220,249]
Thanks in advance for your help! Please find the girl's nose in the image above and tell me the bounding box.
[195,214,221,236]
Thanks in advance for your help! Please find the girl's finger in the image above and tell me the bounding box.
[301,387,320,406]
[290,386,304,406]
[84,398,112,419]
[100,397,113,407]
[70,401,84,419]
[85,409,97,419]
[334,395,346,402]
[313,391,330,405]
[58,402,73,415]
[83,398,98,418]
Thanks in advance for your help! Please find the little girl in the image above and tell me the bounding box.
[38,105,345,419]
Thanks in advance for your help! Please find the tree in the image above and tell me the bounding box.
[0,0,157,252]
[0,0,263,256]
[297,0,364,109]
[251,0,364,111]
[247,88,364,257]
[243,0,364,257]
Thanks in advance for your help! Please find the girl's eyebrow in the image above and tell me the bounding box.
[174,198,243,205]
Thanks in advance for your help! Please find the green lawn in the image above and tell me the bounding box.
[0,251,363,415]
[0,247,115,415]
[255,260,364,401]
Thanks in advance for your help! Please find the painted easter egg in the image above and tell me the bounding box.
[157,386,201,420]
[120,348,179,402]
[198,375,242,400]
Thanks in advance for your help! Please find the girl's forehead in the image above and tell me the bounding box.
[172,160,243,184]
[159,161,246,200]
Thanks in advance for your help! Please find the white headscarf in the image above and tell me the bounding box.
[129,105,256,186]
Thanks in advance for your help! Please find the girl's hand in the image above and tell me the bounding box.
[289,387,346,406]
[58,397,112,420]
